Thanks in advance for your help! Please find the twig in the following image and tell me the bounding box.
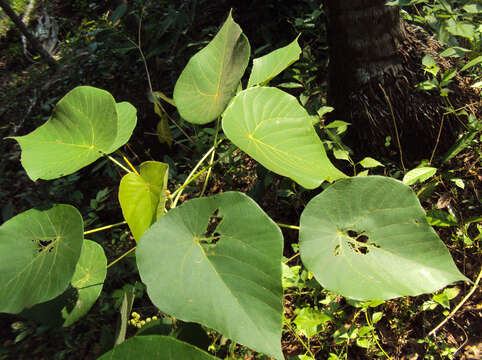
[84,221,127,235]
[365,310,392,360]
[429,115,444,165]
[107,246,136,269]
[285,320,316,359]
[429,267,482,336]
[379,84,405,172]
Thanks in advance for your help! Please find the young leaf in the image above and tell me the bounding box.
[173,11,250,124]
[299,176,468,301]
[154,103,173,147]
[293,307,331,338]
[119,161,169,242]
[222,87,346,189]
[137,192,284,360]
[460,55,482,72]
[20,239,107,327]
[10,86,136,180]
[402,167,437,185]
[358,157,384,169]
[0,205,84,313]
[98,335,218,360]
[247,35,301,87]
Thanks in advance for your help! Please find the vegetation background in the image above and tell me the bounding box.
[0,0,480,359]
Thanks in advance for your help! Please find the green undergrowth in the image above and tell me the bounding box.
[0,1,480,360]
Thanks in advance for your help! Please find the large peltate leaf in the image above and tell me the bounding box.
[0,205,84,313]
[10,86,137,180]
[299,176,468,301]
[98,335,218,360]
[20,239,107,327]
[222,87,346,189]
[247,35,301,87]
[173,11,250,124]
[119,161,169,242]
[137,192,284,359]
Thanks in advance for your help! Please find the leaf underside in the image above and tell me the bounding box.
[0,205,84,313]
[299,176,468,301]
[173,11,250,124]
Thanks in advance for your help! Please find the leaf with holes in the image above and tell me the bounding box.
[9,86,137,180]
[20,239,107,327]
[0,205,84,313]
[299,176,467,301]
[173,11,250,124]
[98,335,218,360]
[119,161,169,242]
[137,192,284,359]
[248,35,301,87]
[222,87,346,189]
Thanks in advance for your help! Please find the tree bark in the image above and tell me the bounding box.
[0,0,58,68]
[323,0,461,161]
[325,0,404,104]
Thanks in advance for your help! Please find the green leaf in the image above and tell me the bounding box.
[402,167,437,185]
[358,157,384,169]
[20,239,107,327]
[247,35,301,87]
[372,312,383,324]
[299,176,467,301]
[119,161,169,242]
[98,335,218,360]
[10,86,136,180]
[293,307,331,338]
[0,205,84,313]
[422,54,436,68]
[446,19,476,40]
[463,4,482,13]
[333,148,350,161]
[222,87,346,189]
[137,192,284,359]
[426,210,458,227]
[154,103,173,147]
[439,46,470,58]
[115,287,136,345]
[64,239,106,326]
[173,11,250,124]
[109,102,137,153]
[460,55,482,72]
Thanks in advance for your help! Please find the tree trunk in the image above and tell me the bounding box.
[323,0,462,162]
[0,0,58,68]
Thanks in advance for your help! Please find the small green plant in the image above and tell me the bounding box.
[1,11,474,359]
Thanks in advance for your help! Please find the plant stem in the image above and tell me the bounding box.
[84,221,127,235]
[364,310,392,359]
[118,151,139,175]
[429,267,482,336]
[107,155,131,173]
[379,84,405,172]
[200,117,221,197]
[285,320,316,359]
[278,223,300,230]
[171,144,218,207]
[284,253,300,263]
[106,246,136,269]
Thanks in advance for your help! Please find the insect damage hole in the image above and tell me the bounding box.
[345,230,379,255]
[33,237,56,253]
[200,208,223,247]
